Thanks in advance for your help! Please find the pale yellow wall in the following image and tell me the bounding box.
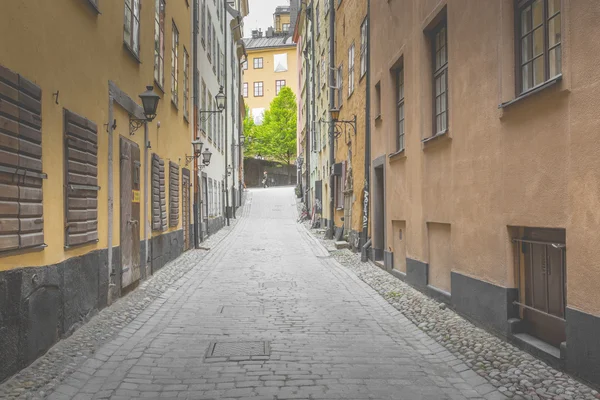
[333,0,367,235]
[371,0,600,316]
[243,46,298,111]
[275,13,291,33]
[0,0,193,270]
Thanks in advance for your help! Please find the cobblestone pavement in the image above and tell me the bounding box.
[4,187,509,400]
[0,203,243,400]
[303,225,599,400]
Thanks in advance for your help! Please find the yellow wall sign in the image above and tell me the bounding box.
[132,190,140,203]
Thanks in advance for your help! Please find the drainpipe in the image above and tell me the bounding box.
[303,6,310,212]
[144,123,149,275]
[107,95,114,300]
[325,0,335,239]
[193,0,201,247]
[224,0,230,227]
[310,0,316,211]
[360,0,371,252]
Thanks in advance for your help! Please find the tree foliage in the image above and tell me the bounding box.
[244,87,297,165]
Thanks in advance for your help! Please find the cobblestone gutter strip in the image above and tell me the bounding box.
[0,213,244,400]
[305,225,599,400]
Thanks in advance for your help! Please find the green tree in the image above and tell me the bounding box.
[244,87,297,174]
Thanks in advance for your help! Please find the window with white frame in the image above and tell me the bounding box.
[276,80,286,95]
[154,0,165,87]
[348,43,355,96]
[243,82,248,97]
[171,21,179,105]
[183,47,189,118]
[123,0,141,57]
[254,57,263,69]
[360,17,367,77]
[254,81,264,97]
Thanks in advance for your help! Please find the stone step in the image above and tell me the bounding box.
[334,241,350,250]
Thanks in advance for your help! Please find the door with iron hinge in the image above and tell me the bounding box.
[182,168,191,250]
[520,228,566,347]
[120,136,141,289]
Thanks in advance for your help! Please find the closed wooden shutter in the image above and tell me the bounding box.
[151,153,167,231]
[64,109,99,247]
[0,64,46,253]
[169,161,179,227]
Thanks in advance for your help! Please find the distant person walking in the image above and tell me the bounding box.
[262,171,268,188]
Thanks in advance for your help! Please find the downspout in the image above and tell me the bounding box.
[310,0,316,210]
[360,0,371,255]
[107,94,114,299]
[325,0,335,239]
[144,123,149,275]
[224,0,230,227]
[193,0,201,247]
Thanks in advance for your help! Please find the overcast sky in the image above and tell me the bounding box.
[244,0,290,37]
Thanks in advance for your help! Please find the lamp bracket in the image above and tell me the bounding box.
[129,118,146,136]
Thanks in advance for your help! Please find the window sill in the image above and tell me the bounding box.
[388,148,406,162]
[347,90,354,100]
[499,75,563,109]
[422,130,451,147]
[123,42,142,64]
[154,80,165,94]
[184,113,189,124]
[374,114,382,123]
[171,98,179,110]
[0,243,47,257]
[84,0,101,14]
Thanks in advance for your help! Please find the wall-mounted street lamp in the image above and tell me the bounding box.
[329,108,357,141]
[198,86,226,123]
[185,139,213,168]
[130,86,161,135]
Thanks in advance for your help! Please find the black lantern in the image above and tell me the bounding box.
[216,86,226,111]
[139,86,161,121]
[202,148,212,166]
[240,134,245,144]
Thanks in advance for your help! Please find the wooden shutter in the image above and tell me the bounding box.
[169,161,179,227]
[159,158,167,230]
[0,64,46,253]
[64,109,99,247]
[151,153,161,231]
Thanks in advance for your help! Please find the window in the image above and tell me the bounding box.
[171,22,179,105]
[201,0,206,47]
[212,27,217,71]
[242,60,248,70]
[432,21,448,135]
[276,80,286,95]
[516,0,562,94]
[396,67,405,151]
[207,13,212,61]
[201,80,207,133]
[124,0,141,57]
[183,47,189,118]
[360,17,368,77]
[243,82,248,97]
[154,0,165,88]
[324,0,329,15]
[348,44,355,96]
[254,81,264,97]
[282,23,290,32]
[169,162,179,227]
[254,57,264,69]
[337,64,344,107]
[374,81,381,117]
[217,44,221,83]
[316,5,320,35]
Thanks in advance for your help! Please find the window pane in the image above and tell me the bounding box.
[441,111,447,132]
[533,27,544,57]
[549,46,562,77]
[533,57,544,86]
[435,96,441,115]
[521,6,532,34]
[548,15,561,47]
[532,0,543,27]
[441,93,446,113]
[522,63,532,91]
[124,8,132,43]
[436,115,441,133]
[521,35,532,62]
[548,0,561,16]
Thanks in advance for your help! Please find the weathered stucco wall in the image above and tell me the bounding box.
[0,0,193,270]
[370,0,600,317]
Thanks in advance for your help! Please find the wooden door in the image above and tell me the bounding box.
[182,168,191,250]
[120,137,141,289]
[522,229,566,347]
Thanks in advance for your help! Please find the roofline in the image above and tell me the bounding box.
[245,44,297,52]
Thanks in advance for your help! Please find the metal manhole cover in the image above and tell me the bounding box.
[217,305,264,315]
[206,341,270,358]
[260,281,297,289]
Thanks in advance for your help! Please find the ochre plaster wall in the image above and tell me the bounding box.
[0,0,193,270]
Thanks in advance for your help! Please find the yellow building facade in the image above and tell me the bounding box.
[242,37,298,123]
[0,0,194,381]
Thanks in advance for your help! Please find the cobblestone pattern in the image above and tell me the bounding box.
[0,194,247,400]
[30,188,505,399]
[304,224,600,400]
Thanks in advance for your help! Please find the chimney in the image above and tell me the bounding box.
[266,27,274,38]
[252,29,259,39]
[259,28,263,38]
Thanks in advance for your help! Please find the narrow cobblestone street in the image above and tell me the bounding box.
[5,188,517,399]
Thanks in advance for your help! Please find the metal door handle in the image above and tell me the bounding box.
[128,220,138,226]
